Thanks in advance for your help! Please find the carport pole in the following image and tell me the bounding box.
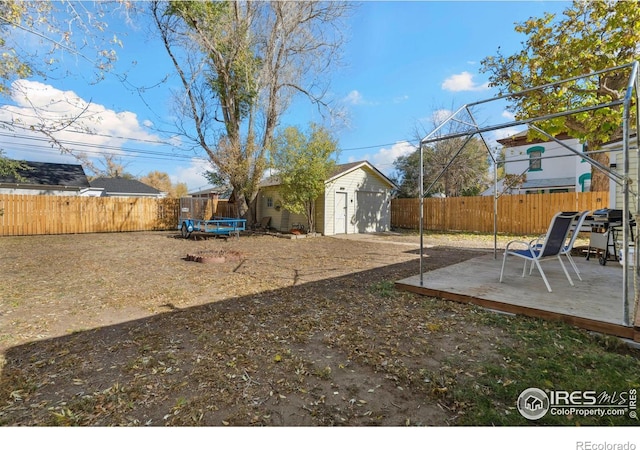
[419,140,424,286]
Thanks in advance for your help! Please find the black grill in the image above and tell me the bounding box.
[585,209,635,265]
[591,208,624,223]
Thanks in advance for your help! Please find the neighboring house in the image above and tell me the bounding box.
[257,161,396,235]
[483,131,591,195]
[0,160,103,196]
[90,177,166,198]
[186,186,233,217]
[188,186,232,200]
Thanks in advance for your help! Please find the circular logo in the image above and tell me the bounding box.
[517,388,550,420]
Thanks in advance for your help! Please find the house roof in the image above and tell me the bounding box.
[90,177,162,195]
[497,130,574,148]
[188,186,233,199]
[0,160,90,188]
[521,177,576,189]
[481,177,576,196]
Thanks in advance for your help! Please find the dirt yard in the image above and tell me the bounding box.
[0,231,554,425]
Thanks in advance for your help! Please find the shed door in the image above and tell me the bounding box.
[335,191,347,234]
[356,191,388,233]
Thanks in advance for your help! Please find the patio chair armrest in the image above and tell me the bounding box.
[529,234,547,248]
[504,239,533,251]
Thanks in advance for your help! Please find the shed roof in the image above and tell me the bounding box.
[259,160,396,189]
[0,160,90,187]
[326,161,396,188]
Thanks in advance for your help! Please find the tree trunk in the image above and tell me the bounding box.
[246,194,258,228]
[306,200,315,233]
[586,142,610,193]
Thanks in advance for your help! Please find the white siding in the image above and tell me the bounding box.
[258,162,394,236]
[257,186,308,232]
[504,137,583,193]
[613,146,638,215]
[323,166,393,236]
[0,187,106,196]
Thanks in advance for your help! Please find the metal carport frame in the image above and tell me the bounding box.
[417,61,640,327]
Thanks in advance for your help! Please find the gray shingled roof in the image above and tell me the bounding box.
[328,161,363,178]
[521,177,576,189]
[188,186,233,199]
[0,160,90,187]
[90,177,161,195]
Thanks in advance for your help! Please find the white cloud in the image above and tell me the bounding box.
[0,79,176,173]
[493,126,525,141]
[343,90,365,105]
[367,141,417,176]
[1,79,165,156]
[6,79,161,144]
[393,94,409,104]
[441,71,490,92]
[432,109,454,125]
[172,158,214,192]
[501,110,516,121]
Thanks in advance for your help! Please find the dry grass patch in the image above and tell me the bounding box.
[0,231,636,426]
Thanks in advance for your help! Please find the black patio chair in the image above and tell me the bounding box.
[499,211,579,293]
[528,210,591,281]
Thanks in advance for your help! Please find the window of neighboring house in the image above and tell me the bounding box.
[266,197,273,208]
[579,173,591,192]
[527,146,545,171]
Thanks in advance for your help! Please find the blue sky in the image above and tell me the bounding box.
[0,1,571,192]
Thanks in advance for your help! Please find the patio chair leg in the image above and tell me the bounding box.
[564,253,582,281]
[499,252,508,283]
[533,260,553,293]
[556,255,574,287]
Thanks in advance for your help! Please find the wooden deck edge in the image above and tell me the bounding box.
[395,281,640,343]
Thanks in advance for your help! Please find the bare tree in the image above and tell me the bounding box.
[151,1,351,223]
[393,109,491,198]
[0,1,128,174]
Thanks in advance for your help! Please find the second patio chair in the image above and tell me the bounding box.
[528,210,591,281]
[499,211,579,293]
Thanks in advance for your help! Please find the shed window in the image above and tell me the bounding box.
[266,197,273,208]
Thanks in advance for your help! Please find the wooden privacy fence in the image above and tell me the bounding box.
[0,195,181,236]
[0,192,608,237]
[391,191,608,235]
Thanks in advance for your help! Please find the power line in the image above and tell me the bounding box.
[0,139,205,164]
[0,6,430,168]
[339,139,419,152]
[0,128,206,162]
[1,120,419,162]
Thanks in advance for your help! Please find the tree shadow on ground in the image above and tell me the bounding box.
[0,248,493,426]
